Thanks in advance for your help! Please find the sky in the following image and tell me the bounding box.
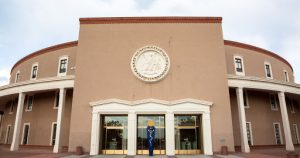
[0,0,300,85]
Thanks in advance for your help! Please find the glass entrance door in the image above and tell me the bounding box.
[101,116,128,154]
[137,115,165,155]
[175,115,202,154]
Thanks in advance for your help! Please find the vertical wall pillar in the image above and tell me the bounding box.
[166,111,175,156]
[127,111,137,156]
[90,112,100,155]
[278,91,294,151]
[203,111,213,155]
[236,87,250,153]
[53,88,66,153]
[10,92,25,151]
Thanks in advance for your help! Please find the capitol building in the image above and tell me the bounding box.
[0,17,299,156]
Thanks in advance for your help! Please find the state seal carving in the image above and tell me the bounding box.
[131,46,170,82]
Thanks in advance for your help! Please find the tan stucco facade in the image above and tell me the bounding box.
[0,17,300,156]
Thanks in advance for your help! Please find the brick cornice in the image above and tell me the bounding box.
[224,40,293,72]
[11,41,78,74]
[80,16,222,24]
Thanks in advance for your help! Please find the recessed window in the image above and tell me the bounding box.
[50,122,57,146]
[25,95,34,111]
[264,62,273,79]
[9,99,17,114]
[57,56,68,76]
[293,124,300,144]
[15,71,20,83]
[284,70,289,82]
[270,94,278,111]
[54,92,59,109]
[243,90,250,108]
[234,56,245,76]
[273,123,282,144]
[22,123,30,145]
[5,124,11,144]
[246,122,253,145]
[30,63,38,80]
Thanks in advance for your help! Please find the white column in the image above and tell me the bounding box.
[127,111,137,155]
[90,112,100,155]
[236,87,250,153]
[202,111,213,155]
[10,92,25,151]
[278,91,294,151]
[53,88,66,153]
[165,111,175,156]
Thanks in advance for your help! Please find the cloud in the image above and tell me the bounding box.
[0,68,10,86]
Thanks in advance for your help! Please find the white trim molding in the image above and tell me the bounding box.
[5,124,11,144]
[284,70,289,82]
[264,62,273,79]
[15,71,20,83]
[30,63,39,80]
[89,98,213,156]
[273,122,283,145]
[21,123,30,145]
[234,55,245,76]
[50,122,57,146]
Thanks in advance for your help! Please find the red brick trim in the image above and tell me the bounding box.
[11,41,78,74]
[224,40,293,72]
[80,16,222,24]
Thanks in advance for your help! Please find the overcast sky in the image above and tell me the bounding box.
[0,0,300,85]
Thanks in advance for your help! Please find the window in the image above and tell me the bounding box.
[5,125,11,144]
[284,70,289,82]
[26,95,34,111]
[286,97,295,114]
[264,62,273,79]
[234,56,245,76]
[9,99,17,114]
[54,92,59,109]
[22,123,30,145]
[273,123,282,144]
[243,90,249,108]
[293,124,300,144]
[270,94,278,111]
[15,71,20,83]
[57,56,68,76]
[50,122,57,146]
[246,122,253,145]
[30,63,38,80]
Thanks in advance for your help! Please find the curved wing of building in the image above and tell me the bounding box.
[0,17,299,156]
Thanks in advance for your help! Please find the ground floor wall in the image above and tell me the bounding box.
[0,90,73,147]
[230,88,300,147]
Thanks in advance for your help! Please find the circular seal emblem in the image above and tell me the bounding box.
[131,46,170,82]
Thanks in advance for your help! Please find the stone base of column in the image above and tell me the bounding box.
[287,152,298,158]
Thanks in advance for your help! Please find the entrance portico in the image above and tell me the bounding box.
[89,98,213,156]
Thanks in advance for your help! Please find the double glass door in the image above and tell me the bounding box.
[175,115,202,154]
[137,115,166,155]
[101,116,128,154]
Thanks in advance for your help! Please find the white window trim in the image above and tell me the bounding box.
[270,94,278,111]
[293,124,300,144]
[9,101,14,114]
[53,91,59,109]
[30,63,39,80]
[234,55,245,76]
[25,95,34,112]
[283,70,289,82]
[5,124,11,144]
[273,122,283,145]
[21,123,30,145]
[57,56,69,77]
[246,122,254,145]
[50,122,57,145]
[15,71,20,83]
[264,62,273,79]
[244,90,250,108]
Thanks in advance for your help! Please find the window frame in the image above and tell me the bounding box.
[30,63,39,80]
[243,90,250,108]
[273,122,283,145]
[21,123,30,145]
[284,70,289,82]
[53,91,59,109]
[246,122,254,145]
[293,124,300,144]
[264,62,273,79]
[25,95,34,112]
[270,94,278,111]
[5,124,11,144]
[234,55,245,76]
[57,56,69,77]
[15,71,20,83]
[50,122,57,146]
[9,101,14,114]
